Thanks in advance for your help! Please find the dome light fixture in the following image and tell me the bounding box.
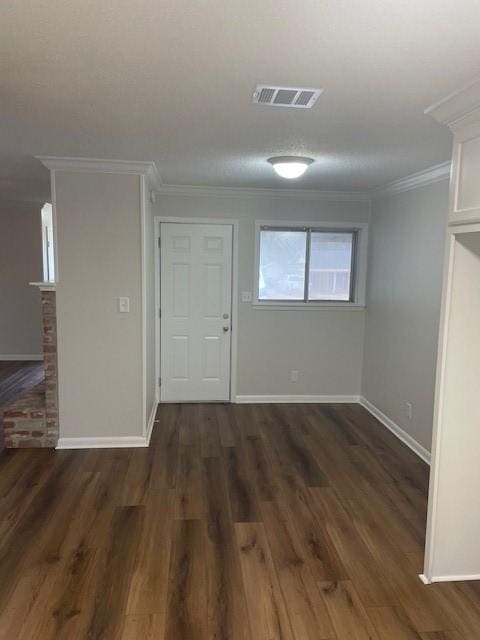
[268,156,314,179]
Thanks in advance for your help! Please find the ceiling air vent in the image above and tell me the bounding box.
[252,85,323,109]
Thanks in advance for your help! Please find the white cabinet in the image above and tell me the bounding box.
[426,78,480,225]
[450,125,480,225]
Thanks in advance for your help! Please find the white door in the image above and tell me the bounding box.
[160,223,233,402]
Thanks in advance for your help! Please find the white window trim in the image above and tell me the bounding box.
[253,219,368,309]
[41,202,56,283]
[154,215,240,403]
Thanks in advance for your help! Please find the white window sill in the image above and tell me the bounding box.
[252,302,366,311]
[29,281,57,291]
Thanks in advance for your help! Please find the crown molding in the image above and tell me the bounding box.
[158,183,370,203]
[145,163,162,191]
[33,156,450,203]
[371,161,451,200]
[425,76,480,130]
[36,156,162,190]
[159,162,450,203]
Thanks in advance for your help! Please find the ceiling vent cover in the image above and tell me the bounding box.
[252,85,323,109]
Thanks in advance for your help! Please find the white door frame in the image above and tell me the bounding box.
[154,216,239,403]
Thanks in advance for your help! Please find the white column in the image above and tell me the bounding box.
[423,77,480,583]
[37,157,161,447]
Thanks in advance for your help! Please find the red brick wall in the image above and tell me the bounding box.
[3,386,47,447]
[42,290,59,447]
[3,290,59,448]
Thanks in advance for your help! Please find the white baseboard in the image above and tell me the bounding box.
[359,396,431,465]
[145,401,158,446]
[0,354,43,361]
[235,394,360,404]
[56,435,149,449]
[55,396,430,464]
[420,573,480,584]
[57,401,159,450]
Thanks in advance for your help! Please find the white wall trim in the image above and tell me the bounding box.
[371,162,451,200]
[54,398,435,463]
[425,76,480,128]
[252,303,366,311]
[145,401,158,447]
[140,175,147,437]
[56,435,150,449]
[0,354,43,361]
[158,183,370,203]
[158,162,451,202]
[35,156,451,204]
[154,217,161,404]
[36,156,162,191]
[420,572,480,584]
[359,396,431,465]
[253,219,369,308]
[29,281,57,291]
[235,394,360,404]
[50,170,60,283]
[423,228,461,585]
[155,216,239,404]
[56,404,158,450]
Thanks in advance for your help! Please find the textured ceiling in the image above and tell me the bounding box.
[1,0,480,201]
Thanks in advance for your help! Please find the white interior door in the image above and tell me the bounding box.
[160,222,233,402]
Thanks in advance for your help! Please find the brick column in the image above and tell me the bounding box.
[2,286,59,448]
[42,290,59,447]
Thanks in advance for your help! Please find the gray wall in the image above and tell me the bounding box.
[155,193,369,397]
[50,170,449,447]
[55,172,144,439]
[0,201,43,357]
[362,181,449,451]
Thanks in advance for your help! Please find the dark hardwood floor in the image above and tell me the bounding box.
[0,402,479,639]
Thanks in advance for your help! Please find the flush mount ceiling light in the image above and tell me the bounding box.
[268,156,314,179]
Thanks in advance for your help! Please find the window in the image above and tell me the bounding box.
[308,231,355,301]
[41,203,56,282]
[258,229,307,300]
[255,222,367,307]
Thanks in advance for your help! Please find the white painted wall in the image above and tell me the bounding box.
[362,181,449,451]
[54,172,144,438]
[0,201,43,358]
[155,193,369,397]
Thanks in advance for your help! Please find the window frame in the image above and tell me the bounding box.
[253,220,368,309]
[41,202,56,283]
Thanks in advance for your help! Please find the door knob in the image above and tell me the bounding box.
[223,326,229,332]
[223,313,229,319]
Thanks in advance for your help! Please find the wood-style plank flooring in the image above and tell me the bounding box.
[0,402,479,639]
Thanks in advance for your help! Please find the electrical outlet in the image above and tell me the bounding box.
[406,402,413,420]
[118,297,130,313]
[290,370,299,383]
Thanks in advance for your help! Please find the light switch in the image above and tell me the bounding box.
[241,291,252,303]
[118,297,130,313]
